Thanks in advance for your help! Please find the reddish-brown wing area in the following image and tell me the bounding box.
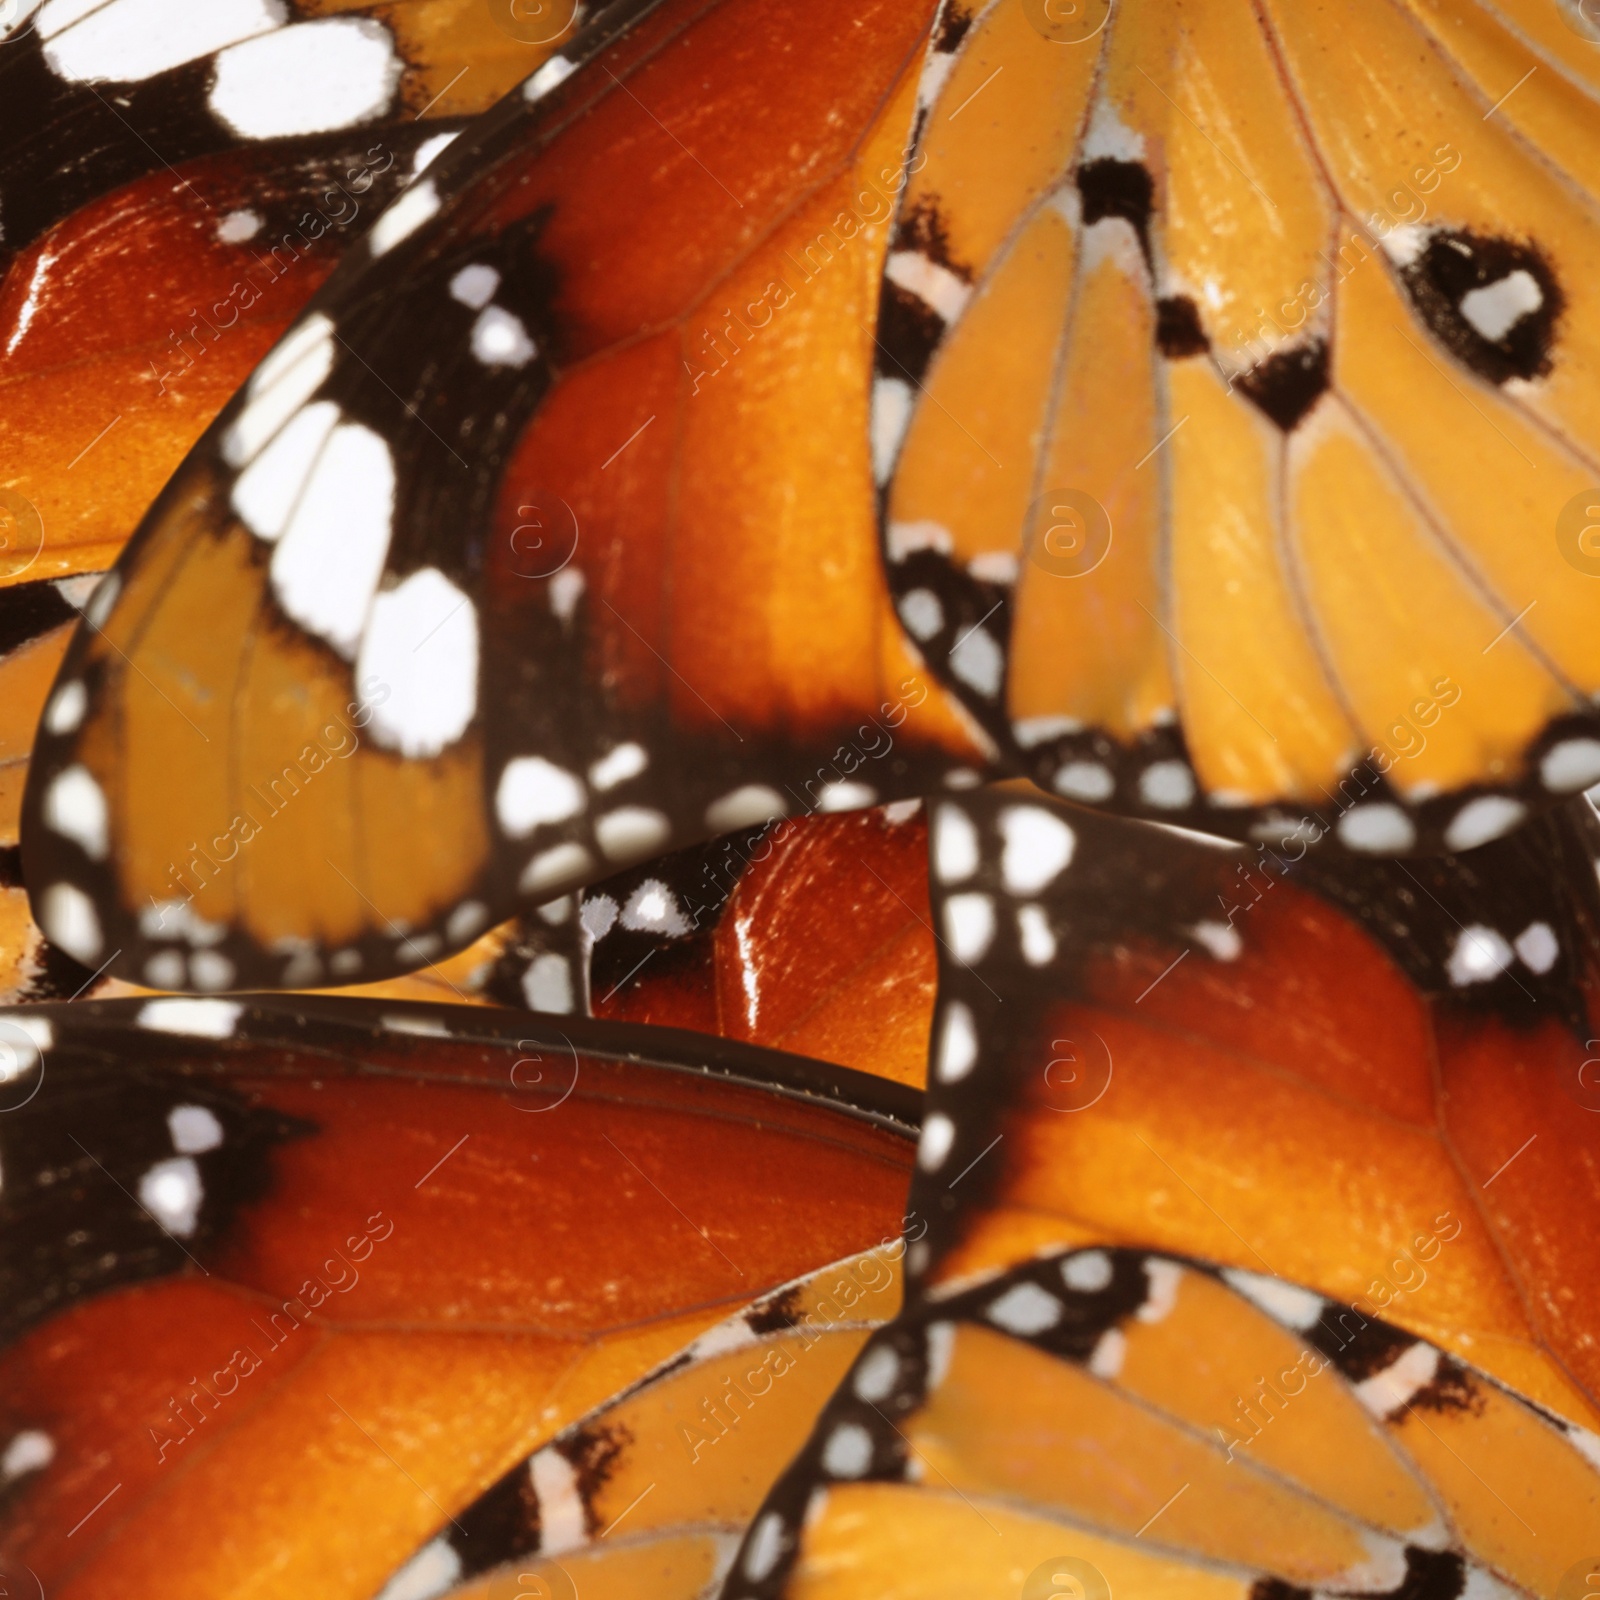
[1,1044,912,1600]
[594,807,936,1085]
[953,879,1600,1426]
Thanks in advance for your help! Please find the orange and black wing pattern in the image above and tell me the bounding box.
[24,0,1600,1005]
[0,994,916,1600]
[715,786,1600,1597]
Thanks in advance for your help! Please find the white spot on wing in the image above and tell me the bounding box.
[1338,802,1415,854]
[852,1344,900,1403]
[1443,795,1525,853]
[987,1281,1063,1336]
[997,805,1075,895]
[41,0,282,84]
[271,422,394,659]
[1542,738,1600,793]
[231,400,339,540]
[210,17,400,140]
[948,626,1003,698]
[871,376,913,483]
[1448,924,1513,987]
[375,1535,461,1600]
[40,882,100,962]
[216,207,263,243]
[1353,1342,1441,1419]
[821,1422,873,1479]
[897,587,943,640]
[1061,1250,1113,1293]
[588,743,646,791]
[1460,270,1542,342]
[138,999,243,1038]
[943,892,994,963]
[596,807,670,862]
[936,1002,977,1084]
[359,568,479,757]
[497,757,584,837]
[1017,904,1056,966]
[44,681,87,735]
[885,249,970,322]
[369,177,439,258]
[743,1511,785,1583]
[1053,760,1115,802]
[223,314,335,467]
[1,1430,54,1482]
[705,784,786,832]
[1515,921,1558,974]
[522,953,574,1014]
[411,131,459,176]
[471,305,536,368]
[530,1446,587,1555]
[1139,760,1195,810]
[43,764,108,858]
[1224,1268,1324,1331]
[933,805,978,884]
[168,1104,224,1154]
[918,1112,955,1171]
[523,54,574,100]
[139,1155,204,1237]
[520,841,593,896]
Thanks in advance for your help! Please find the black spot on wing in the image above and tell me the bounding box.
[878,198,969,385]
[1407,1356,1484,1418]
[558,1420,631,1536]
[1156,294,1209,358]
[1233,339,1330,430]
[0,1052,312,1345]
[447,1458,543,1576]
[745,1284,805,1335]
[1076,158,1154,263]
[1397,229,1562,385]
[934,1,975,53]
[1387,1549,1469,1600]
[1250,1582,1313,1600]
[0,579,77,662]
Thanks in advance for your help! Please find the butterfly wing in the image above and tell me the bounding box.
[0,995,916,1598]
[18,0,988,992]
[712,788,1600,1599]
[876,0,1600,854]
